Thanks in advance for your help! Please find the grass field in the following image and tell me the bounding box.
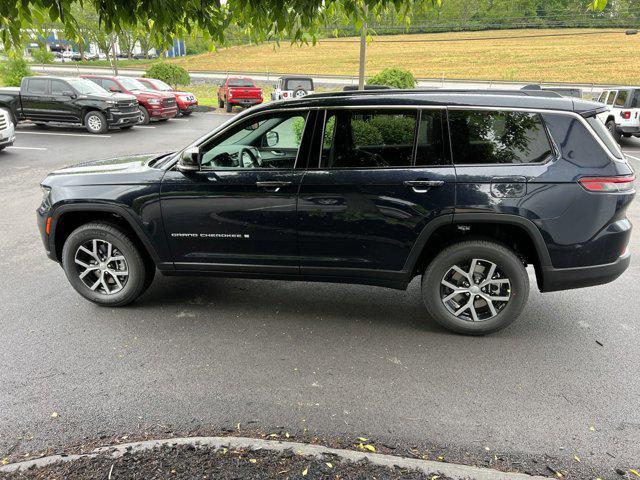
[165,28,640,84]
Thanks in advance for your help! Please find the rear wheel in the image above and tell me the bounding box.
[218,97,224,108]
[61,223,151,307]
[606,120,621,143]
[138,106,150,125]
[84,111,107,134]
[422,240,529,335]
[225,100,233,113]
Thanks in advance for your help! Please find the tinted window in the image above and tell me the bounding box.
[228,79,255,87]
[606,91,617,105]
[320,109,417,168]
[585,116,623,159]
[416,109,447,166]
[598,91,607,103]
[101,79,121,92]
[631,90,640,108]
[614,90,628,107]
[448,110,553,165]
[50,79,70,95]
[26,78,47,95]
[285,78,313,91]
[199,112,307,170]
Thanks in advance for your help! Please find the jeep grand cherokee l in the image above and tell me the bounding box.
[37,90,635,335]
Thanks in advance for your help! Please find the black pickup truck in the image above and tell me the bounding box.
[0,76,140,134]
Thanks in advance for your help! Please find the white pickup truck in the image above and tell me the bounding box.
[596,88,640,142]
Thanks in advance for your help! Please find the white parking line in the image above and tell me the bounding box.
[134,125,156,129]
[6,146,47,151]
[16,131,111,138]
[624,152,640,162]
[170,118,190,122]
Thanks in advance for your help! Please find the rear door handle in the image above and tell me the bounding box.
[256,180,292,191]
[404,180,444,193]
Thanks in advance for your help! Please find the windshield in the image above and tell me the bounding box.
[586,116,624,159]
[66,78,107,95]
[119,77,148,91]
[148,78,172,91]
[229,79,255,87]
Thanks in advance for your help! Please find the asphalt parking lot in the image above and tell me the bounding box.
[0,114,638,478]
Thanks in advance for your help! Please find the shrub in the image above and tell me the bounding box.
[31,48,54,64]
[0,57,32,87]
[352,118,384,146]
[144,63,190,88]
[367,67,416,89]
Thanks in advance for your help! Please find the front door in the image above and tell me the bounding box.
[297,107,456,277]
[48,78,81,123]
[161,110,314,273]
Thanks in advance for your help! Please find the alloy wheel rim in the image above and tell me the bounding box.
[440,258,511,322]
[74,239,129,295]
[88,115,102,132]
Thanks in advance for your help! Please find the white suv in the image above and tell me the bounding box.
[0,109,15,151]
[596,88,640,142]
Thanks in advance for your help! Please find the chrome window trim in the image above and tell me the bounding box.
[164,103,624,169]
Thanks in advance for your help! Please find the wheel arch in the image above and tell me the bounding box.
[50,204,161,267]
[81,107,106,125]
[404,214,552,289]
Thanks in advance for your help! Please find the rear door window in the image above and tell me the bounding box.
[614,90,628,107]
[319,109,417,168]
[416,109,447,166]
[26,78,48,95]
[606,91,617,105]
[598,91,607,103]
[448,110,553,165]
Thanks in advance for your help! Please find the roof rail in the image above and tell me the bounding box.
[304,88,563,99]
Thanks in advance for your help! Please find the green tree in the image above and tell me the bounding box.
[0,57,32,86]
[144,63,190,87]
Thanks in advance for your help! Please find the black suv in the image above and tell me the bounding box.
[37,90,635,334]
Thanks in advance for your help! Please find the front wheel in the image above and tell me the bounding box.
[422,240,529,335]
[181,111,192,116]
[225,101,233,113]
[61,223,152,307]
[138,106,150,125]
[84,111,108,134]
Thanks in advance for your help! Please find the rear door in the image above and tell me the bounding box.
[297,107,456,277]
[20,78,51,120]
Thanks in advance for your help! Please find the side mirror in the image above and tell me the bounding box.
[177,147,201,172]
[62,90,76,98]
[265,131,279,147]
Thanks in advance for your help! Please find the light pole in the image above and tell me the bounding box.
[357,3,368,90]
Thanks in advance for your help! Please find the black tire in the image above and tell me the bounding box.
[33,122,47,128]
[225,101,233,113]
[422,240,529,335]
[158,118,169,122]
[181,111,192,116]
[138,106,150,125]
[606,120,621,143]
[218,97,224,108]
[84,111,108,134]
[120,125,134,130]
[61,222,150,307]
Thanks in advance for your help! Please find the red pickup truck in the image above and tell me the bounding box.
[81,75,178,124]
[217,77,263,113]
[136,77,198,116]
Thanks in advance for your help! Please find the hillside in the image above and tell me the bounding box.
[167,28,640,84]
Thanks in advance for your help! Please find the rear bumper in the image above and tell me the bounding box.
[229,98,263,106]
[617,125,640,135]
[540,252,631,292]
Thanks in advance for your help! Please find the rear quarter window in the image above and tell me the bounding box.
[448,110,553,165]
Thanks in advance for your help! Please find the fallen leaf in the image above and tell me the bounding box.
[302,466,308,476]
[364,444,376,452]
[437,455,445,461]
[170,469,176,474]
[325,462,333,468]
[430,476,440,480]
[1,458,8,465]
[236,423,241,431]
[249,459,257,464]
[630,470,640,478]
[285,432,290,438]
[574,455,581,462]
[484,446,490,451]
[589,426,596,432]
[358,437,368,442]
[50,412,59,418]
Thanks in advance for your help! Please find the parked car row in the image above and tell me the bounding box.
[0,75,198,134]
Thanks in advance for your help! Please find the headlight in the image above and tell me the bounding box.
[106,100,118,106]
[147,98,161,105]
[40,186,52,210]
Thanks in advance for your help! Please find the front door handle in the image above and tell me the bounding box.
[404,180,445,193]
[256,180,292,191]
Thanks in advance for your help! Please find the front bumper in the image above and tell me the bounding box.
[0,123,16,147]
[148,106,178,119]
[177,100,198,112]
[108,110,141,127]
[540,251,631,292]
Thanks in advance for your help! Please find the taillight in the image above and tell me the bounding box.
[579,175,635,192]
[283,92,289,98]
[621,111,631,119]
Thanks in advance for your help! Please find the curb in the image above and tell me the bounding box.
[0,436,550,480]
